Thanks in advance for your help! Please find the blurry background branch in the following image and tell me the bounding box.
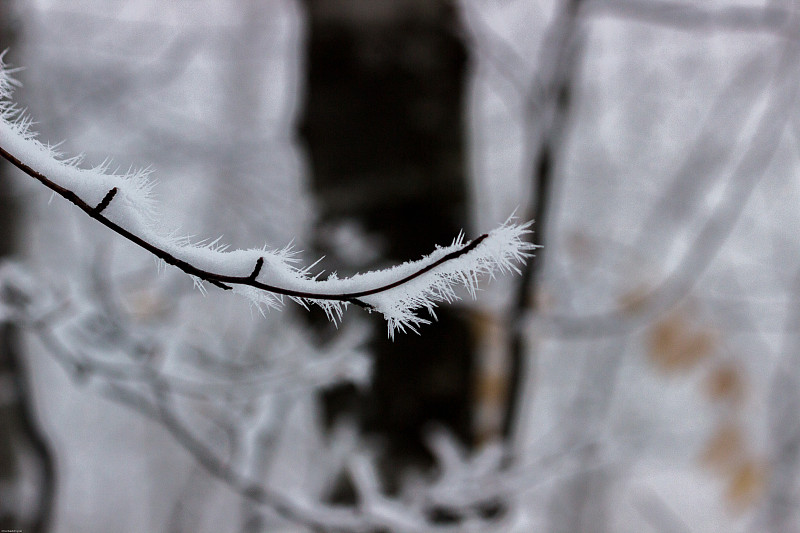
[584,0,797,36]
[0,7,55,530]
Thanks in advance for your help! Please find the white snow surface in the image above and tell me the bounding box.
[0,60,536,337]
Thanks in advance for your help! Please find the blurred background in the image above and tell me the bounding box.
[1,0,799,531]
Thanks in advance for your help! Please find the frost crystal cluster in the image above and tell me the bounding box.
[0,59,536,336]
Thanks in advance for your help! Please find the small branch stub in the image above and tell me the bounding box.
[249,257,264,281]
[92,187,118,215]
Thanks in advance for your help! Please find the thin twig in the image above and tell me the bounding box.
[0,144,488,310]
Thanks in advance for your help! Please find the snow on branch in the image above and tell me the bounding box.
[0,58,537,337]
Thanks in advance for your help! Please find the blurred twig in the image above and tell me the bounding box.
[757,267,800,532]
[633,487,693,533]
[505,0,586,452]
[538,26,800,338]
[584,0,797,37]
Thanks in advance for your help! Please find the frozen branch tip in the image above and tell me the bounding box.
[0,58,537,337]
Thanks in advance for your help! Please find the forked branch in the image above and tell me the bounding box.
[0,61,535,336]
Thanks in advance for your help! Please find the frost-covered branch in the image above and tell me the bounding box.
[0,60,535,337]
[2,261,618,532]
[0,263,496,531]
